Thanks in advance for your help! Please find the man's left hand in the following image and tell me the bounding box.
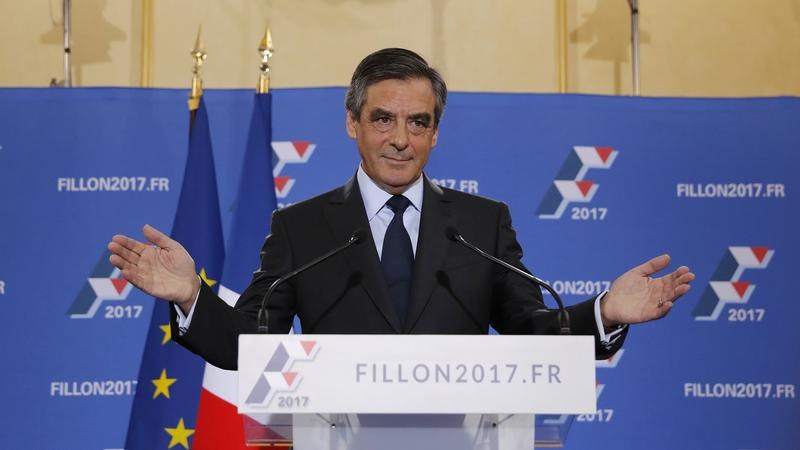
[601,254,695,326]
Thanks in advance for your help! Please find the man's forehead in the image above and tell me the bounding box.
[363,77,435,113]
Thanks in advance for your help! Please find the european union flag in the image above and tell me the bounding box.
[125,96,225,450]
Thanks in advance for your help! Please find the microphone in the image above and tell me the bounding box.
[256,230,363,334]
[445,227,571,335]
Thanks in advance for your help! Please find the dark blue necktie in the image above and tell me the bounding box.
[381,195,414,324]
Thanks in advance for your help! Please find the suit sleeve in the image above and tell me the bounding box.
[488,202,626,360]
[171,209,296,370]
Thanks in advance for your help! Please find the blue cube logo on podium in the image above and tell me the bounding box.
[244,339,319,407]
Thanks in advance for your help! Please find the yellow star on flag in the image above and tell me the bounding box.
[199,267,217,287]
[164,418,194,449]
[152,368,177,399]
[159,323,171,345]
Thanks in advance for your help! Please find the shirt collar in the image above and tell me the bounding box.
[357,164,424,220]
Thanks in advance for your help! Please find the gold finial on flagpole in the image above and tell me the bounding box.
[189,25,207,110]
[257,27,274,94]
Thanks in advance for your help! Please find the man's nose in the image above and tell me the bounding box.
[390,122,409,151]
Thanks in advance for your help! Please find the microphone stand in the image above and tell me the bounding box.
[256,231,362,334]
[447,228,571,335]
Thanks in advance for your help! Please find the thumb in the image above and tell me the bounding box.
[142,224,173,248]
[635,254,670,276]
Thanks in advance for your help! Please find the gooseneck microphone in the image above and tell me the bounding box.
[256,231,363,334]
[445,227,571,335]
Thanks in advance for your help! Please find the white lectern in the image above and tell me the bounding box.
[238,334,595,449]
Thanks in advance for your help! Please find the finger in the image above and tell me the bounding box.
[110,254,146,288]
[665,267,693,285]
[111,234,148,255]
[635,254,670,276]
[670,266,690,278]
[110,254,134,273]
[142,224,173,248]
[664,283,692,304]
[658,301,674,316]
[108,241,140,265]
[675,271,695,285]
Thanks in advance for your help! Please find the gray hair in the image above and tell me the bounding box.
[345,48,447,127]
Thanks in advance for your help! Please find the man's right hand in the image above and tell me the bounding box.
[108,224,200,314]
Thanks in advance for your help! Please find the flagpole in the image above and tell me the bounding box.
[139,0,154,87]
[555,0,567,93]
[189,26,207,112]
[63,0,72,87]
[257,27,274,94]
[628,0,640,95]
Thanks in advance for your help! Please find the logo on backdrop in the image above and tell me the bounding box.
[67,251,133,319]
[692,246,774,321]
[272,141,317,199]
[594,349,624,400]
[541,350,623,427]
[537,146,618,219]
[245,340,318,406]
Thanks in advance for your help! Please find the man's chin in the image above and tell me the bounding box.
[379,175,418,194]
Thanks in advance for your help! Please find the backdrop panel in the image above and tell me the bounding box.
[0,88,797,449]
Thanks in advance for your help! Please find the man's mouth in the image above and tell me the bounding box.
[382,155,412,162]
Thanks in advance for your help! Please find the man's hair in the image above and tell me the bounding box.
[345,48,447,127]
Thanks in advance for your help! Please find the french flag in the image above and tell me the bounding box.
[193,92,289,448]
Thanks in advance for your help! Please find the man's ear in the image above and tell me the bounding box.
[431,125,439,148]
[346,111,358,139]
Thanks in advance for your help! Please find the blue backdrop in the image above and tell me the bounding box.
[0,88,797,449]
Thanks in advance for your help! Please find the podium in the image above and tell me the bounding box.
[238,334,596,449]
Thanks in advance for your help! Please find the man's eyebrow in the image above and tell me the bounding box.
[408,112,432,123]
[369,108,395,120]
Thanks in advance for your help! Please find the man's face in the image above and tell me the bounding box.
[347,77,439,194]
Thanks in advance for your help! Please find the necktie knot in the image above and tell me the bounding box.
[386,195,411,214]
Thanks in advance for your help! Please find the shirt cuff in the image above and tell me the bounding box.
[173,279,202,336]
[594,291,627,347]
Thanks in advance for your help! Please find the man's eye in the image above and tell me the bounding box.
[376,117,392,124]
[411,120,428,128]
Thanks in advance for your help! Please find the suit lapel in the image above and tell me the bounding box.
[405,178,453,331]
[323,176,403,332]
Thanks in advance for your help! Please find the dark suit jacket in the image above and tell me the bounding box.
[174,176,625,370]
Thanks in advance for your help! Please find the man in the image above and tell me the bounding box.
[109,48,694,371]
